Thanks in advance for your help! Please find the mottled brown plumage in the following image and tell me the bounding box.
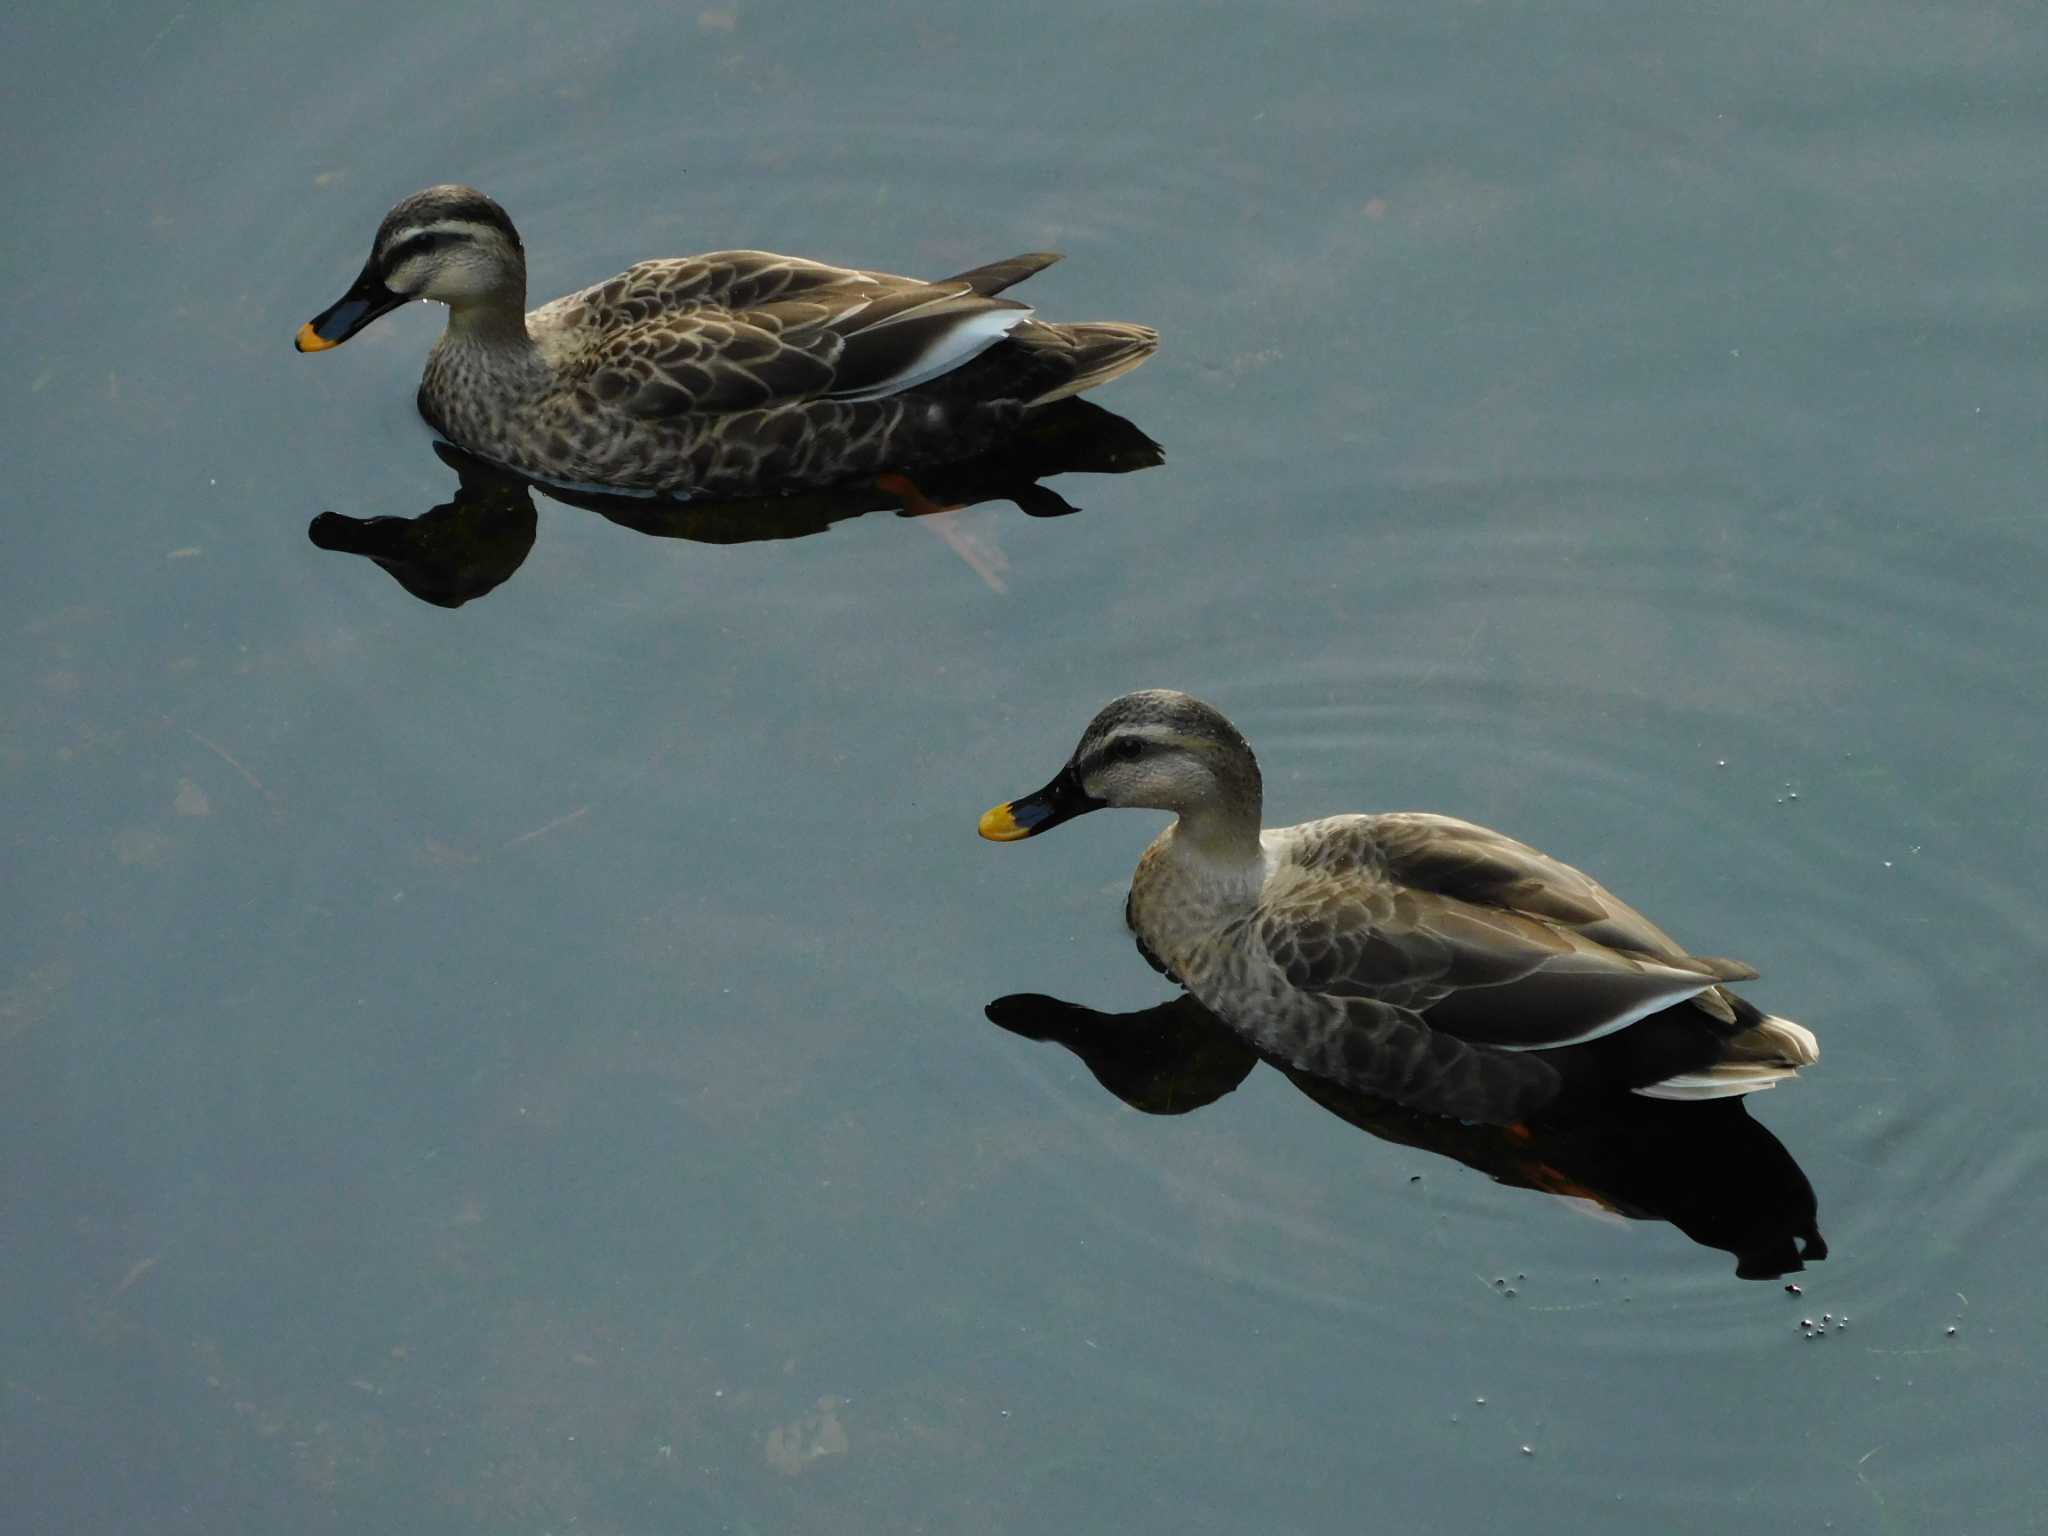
[298,186,1158,495]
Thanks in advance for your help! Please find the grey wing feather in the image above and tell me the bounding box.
[1258,815,1747,1052]
[936,251,1062,297]
[1362,813,1725,963]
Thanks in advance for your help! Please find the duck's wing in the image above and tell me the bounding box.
[605,250,1055,312]
[1361,813,1757,975]
[1257,816,1752,1053]
[576,254,1042,417]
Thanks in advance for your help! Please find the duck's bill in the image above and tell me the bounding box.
[296,263,407,352]
[979,765,1101,842]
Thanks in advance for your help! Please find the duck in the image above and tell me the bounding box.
[295,185,1158,497]
[979,689,1818,1124]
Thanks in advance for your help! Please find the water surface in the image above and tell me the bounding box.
[6,2,2046,1531]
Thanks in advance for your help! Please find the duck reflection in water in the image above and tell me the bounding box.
[308,398,1160,608]
[987,991,1826,1279]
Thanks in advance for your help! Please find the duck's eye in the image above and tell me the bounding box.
[1111,737,1145,762]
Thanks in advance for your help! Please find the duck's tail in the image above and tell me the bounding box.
[1011,320,1161,406]
[1633,1010,1820,1102]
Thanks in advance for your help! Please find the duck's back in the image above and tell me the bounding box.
[426,233,1153,493]
[1294,811,1711,966]
[530,251,896,341]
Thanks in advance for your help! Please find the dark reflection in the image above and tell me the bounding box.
[988,991,1827,1279]
[309,450,539,609]
[308,399,1161,608]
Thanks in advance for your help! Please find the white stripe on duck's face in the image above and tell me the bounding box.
[1074,725,1246,817]
[377,221,520,304]
[1054,692,1267,859]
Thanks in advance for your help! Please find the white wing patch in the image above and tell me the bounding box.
[1488,961,1718,1052]
[826,307,1032,403]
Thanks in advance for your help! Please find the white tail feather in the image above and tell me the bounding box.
[1634,1075,1783,1102]
[1759,1014,1820,1065]
[1632,1012,1817,1102]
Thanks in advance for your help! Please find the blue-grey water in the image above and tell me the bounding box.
[7,2,2047,1531]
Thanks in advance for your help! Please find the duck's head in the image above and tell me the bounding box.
[979,689,1263,842]
[296,185,526,353]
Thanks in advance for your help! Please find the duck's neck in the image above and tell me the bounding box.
[1168,791,1266,875]
[1163,740,1266,870]
[430,289,549,421]
[421,288,548,457]
[443,291,537,354]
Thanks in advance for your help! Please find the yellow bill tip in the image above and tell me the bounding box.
[295,321,339,353]
[979,803,1029,842]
